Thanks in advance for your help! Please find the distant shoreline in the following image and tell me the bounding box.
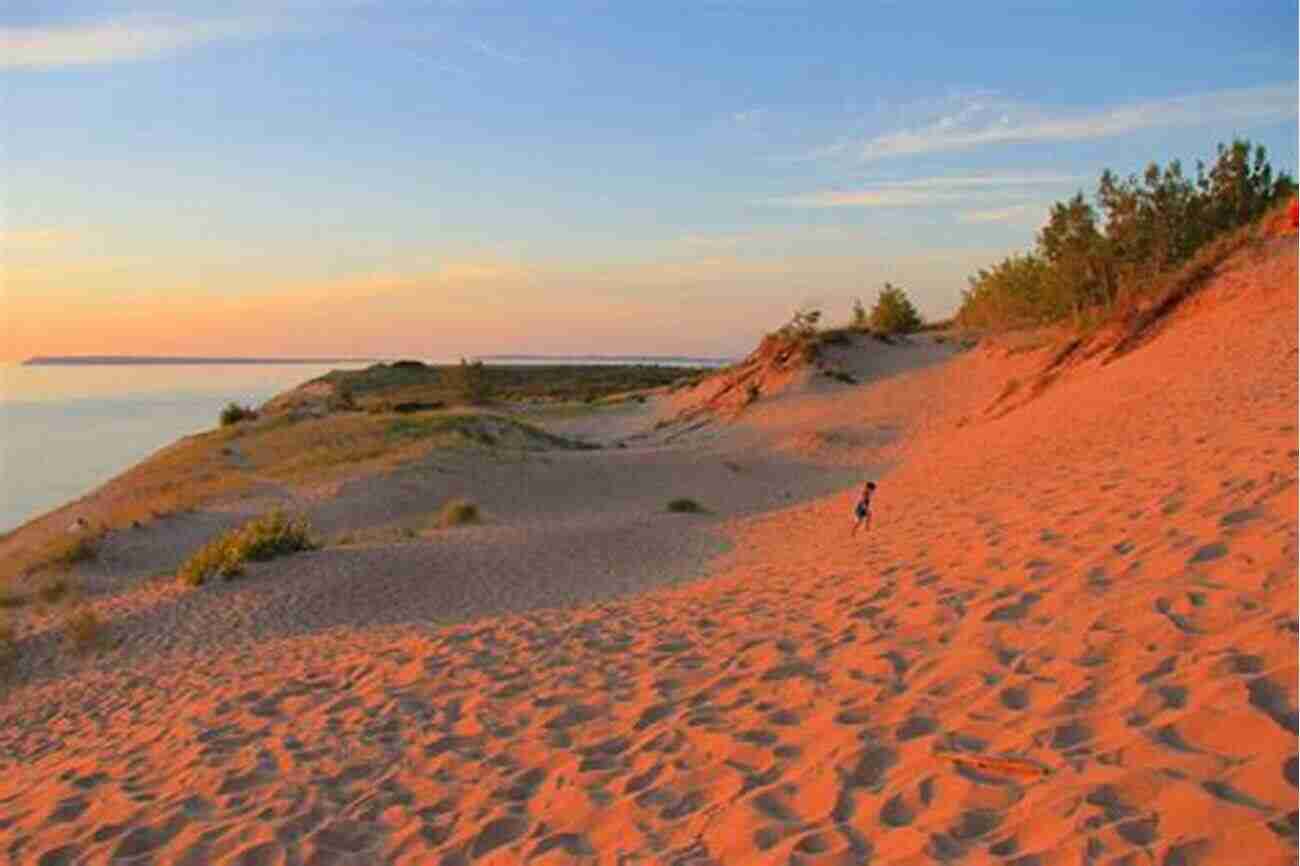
[21,354,735,367]
[22,356,380,366]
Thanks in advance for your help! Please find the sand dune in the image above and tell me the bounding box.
[1,241,1295,865]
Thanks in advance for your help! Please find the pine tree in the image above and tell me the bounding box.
[869,283,922,334]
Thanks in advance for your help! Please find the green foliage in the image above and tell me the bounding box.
[330,382,357,412]
[178,509,315,587]
[775,307,822,340]
[64,606,103,653]
[666,498,706,513]
[0,586,26,609]
[313,362,705,408]
[851,297,868,328]
[869,283,923,334]
[220,402,258,426]
[436,499,480,527]
[957,138,1295,330]
[38,576,72,605]
[445,358,492,404]
[958,253,1056,329]
[0,618,13,669]
[36,527,104,575]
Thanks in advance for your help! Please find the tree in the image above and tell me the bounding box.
[869,283,922,334]
[957,139,1297,331]
[775,306,822,340]
[1037,193,1114,314]
[444,358,491,404]
[958,253,1051,328]
[851,297,868,329]
[1203,139,1293,233]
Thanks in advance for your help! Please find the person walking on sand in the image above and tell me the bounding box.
[851,481,876,536]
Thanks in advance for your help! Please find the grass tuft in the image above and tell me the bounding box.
[33,528,105,575]
[38,576,73,605]
[667,498,707,514]
[64,606,104,654]
[178,509,315,587]
[435,499,480,528]
[0,618,14,669]
[0,586,27,609]
[220,402,259,426]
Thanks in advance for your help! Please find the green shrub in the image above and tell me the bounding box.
[178,509,315,587]
[64,606,103,654]
[667,498,706,514]
[436,499,480,527]
[957,138,1296,330]
[444,358,493,404]
[38,576,72,605]
[851,297,868,328]
[0,618,14,668]
[220,402,258,426]
[869,282,923,334]
[32,527,104,575]
[0,586,25,609]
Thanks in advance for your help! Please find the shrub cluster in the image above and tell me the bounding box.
[958,139,1296,329]
[869,282,923,334]
[64,606,103,653]
[435,499,480,527]
[220,402,259,426]
[42,528,103,571]
[0,618,13,669]
[178,509,315,586]
[444,358,493,404]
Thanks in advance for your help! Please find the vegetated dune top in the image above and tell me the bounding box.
[2,236,1297,865]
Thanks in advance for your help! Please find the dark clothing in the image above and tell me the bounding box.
[854,493,873,520]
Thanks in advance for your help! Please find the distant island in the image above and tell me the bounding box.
[23,356,382,366]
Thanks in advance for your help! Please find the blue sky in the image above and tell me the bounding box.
[3,1,1297,359]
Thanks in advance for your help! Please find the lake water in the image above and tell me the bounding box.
[0,357,729,533]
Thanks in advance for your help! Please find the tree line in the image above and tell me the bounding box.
[957,139,1296,329]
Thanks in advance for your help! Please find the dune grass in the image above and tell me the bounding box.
[2,386,609,590]
[64,606,104,654]
[37,576,72,606]
[178,510,316,587]
[312,362,708,411]
[0,618,14,669]
[47,529,104,568]
[435,499,481,528]
[0,433,252,590]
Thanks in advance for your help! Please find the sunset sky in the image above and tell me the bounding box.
[4,1,1297,361]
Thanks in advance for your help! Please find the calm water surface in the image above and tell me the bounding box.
[0,363,366,533]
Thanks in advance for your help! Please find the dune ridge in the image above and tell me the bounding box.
[1,240,1295,865]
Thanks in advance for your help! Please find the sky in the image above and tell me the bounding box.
[3,1,1297,361]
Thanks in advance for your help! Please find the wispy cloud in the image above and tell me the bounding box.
[465,37,526,64]
[766,172,1081,209]
[854,84,1298,160]
[730,108,767,126]
[0,15,276,68]
[678,225,850,248]
[956,203,1047,225]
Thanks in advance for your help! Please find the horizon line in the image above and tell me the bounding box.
[20,353,739,366]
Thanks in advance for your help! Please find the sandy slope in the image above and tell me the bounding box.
[1,243,1296,866]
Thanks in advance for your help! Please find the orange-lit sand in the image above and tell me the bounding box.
[1,240,1295,865]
